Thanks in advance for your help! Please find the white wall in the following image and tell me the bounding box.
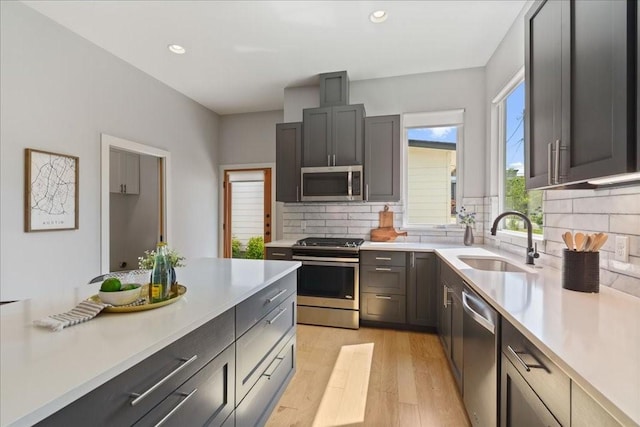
[218,110,283,165]
[0,2,220,301]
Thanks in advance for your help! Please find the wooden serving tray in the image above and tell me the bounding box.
[88,284,187,313]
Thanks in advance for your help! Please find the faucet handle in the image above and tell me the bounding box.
[530,243,540,259]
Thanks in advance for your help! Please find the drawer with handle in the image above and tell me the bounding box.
[360,250,406,267]
[360,264,406,295]
[501,318,570,427]
[360,292,406,324]
[266,248,293,260]
[133,344,235,427]
[236,292,296,403]
[236,334,296,427]
[236,272,296,337]
[36,308,235,427]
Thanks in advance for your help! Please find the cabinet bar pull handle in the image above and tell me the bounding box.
[375,295,392,300]
[333,154,336,166]
[263,356,285,380]
[271,252,286,257]
[443,285,451,308]
[267,289,288,303]
[554,139,561,184]
[153,388,198,427]
[365,184,369,201]
[547,142,553,186]
[411,253,415,268]
[267,307,287,324]
[296,185,299,202]
[507,345,532,372]
[375,267,392,271]
[129,355,198,406]
[375,257,392,261]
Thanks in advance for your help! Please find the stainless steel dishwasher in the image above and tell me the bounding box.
[462,283,499,427]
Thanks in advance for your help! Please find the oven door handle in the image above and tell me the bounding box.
[292,256,359,266]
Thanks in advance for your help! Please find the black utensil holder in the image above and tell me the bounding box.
[562,249,599,293]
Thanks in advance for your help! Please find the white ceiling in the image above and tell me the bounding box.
[23,0,527,115]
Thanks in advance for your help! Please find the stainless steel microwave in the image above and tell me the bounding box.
[301,165,363,201]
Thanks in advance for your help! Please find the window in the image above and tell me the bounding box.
[404,110,463,227]
[499,81,542,234]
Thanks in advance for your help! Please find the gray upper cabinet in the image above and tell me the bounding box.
[303,104,364,167]
[525,0,637,189]
[319,71,349,107]
[364,115,401,202]
[275,122,302,202]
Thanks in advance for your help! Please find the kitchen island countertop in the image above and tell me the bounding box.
[0,258,300,427]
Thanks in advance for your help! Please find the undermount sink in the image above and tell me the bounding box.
[458,256,536,274]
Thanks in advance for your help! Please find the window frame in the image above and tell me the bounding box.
[402,109,464,230]
[493,67,544,240]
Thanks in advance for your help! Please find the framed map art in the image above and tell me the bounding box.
[24,149,79,232]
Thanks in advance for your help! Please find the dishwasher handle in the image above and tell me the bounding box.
[462,290,495,334]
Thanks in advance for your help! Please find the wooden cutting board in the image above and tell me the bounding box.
[371,227,408,242]
[379,205,394,228]
[371,205,407,242]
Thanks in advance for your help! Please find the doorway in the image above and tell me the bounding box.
[223,168,272,258]
[101,134,171,273]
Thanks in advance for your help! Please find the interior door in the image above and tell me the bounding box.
[223,168,272,259]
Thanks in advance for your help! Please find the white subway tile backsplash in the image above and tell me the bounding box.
[544,213,610,231]
[610,215,640,236]
[326,205,371,213]
[573,194,640,214]
[305,213,347,220]
[543,199,573,214]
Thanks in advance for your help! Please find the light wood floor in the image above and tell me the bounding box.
[266,325,471,427]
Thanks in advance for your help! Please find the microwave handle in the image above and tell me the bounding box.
[347,171,353,197]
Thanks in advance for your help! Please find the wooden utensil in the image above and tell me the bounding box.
[574,232,586,252]
[562,231,574,250]
[584,234,593,252]
[590,233,608,252]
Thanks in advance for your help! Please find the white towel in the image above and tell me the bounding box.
[34,298,146,332]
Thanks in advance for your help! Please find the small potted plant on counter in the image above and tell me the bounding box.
[457,206,476,246]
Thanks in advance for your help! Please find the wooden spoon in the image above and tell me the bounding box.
[562,231,574,251]
[574,232,586,252]
[584,234,593,252]
[590,233,608,252]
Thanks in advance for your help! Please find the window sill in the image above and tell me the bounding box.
[495,229,544,242]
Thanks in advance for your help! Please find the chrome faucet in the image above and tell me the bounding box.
[490,211,540,265]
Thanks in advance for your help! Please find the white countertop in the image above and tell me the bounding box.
[436,247,640,426]
[0,258,300,427]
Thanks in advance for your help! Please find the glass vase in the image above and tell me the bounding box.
[464,225,474,246]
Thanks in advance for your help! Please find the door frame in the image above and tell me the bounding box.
[219,163,275,258]
[101,133,171,273]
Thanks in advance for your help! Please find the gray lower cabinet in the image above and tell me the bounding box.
[364,115,401,202]
[135,344,235,427]
[501,318,570,427]
[571,383,622,427]
[360,293,406,324]
[275,122,302,202]
[35,309,236,427]
[360,250,407,324]
[266,247,293,261]
[437,260,464,391]
[236,334,296,427]
[407,252,436,327]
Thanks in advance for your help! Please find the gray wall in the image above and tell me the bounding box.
[218,110,283,165]
[283,68,487,198]
[0,2,220,301]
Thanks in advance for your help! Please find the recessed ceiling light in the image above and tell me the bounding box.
[369,10,387,23]
[168,44,186,55]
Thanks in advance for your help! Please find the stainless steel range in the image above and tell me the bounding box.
[292,237,364,329]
